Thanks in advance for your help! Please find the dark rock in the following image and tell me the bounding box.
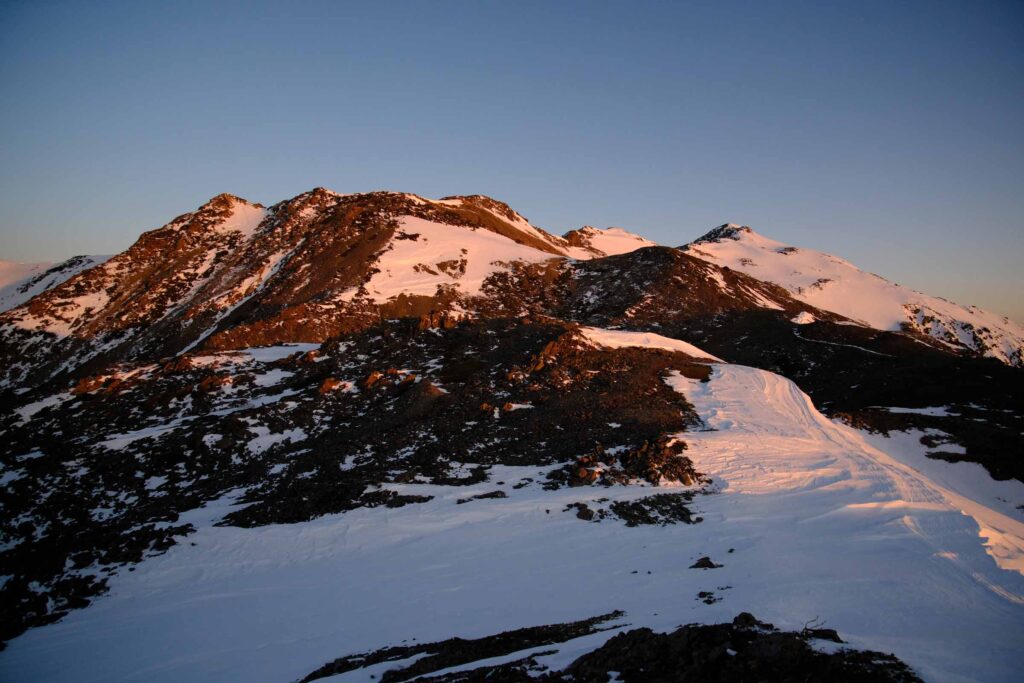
[690,556,723,569]
[456,491,508,505]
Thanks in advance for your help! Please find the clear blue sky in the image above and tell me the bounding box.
[2,0,1022,321]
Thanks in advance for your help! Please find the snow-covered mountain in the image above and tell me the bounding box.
[0,262,51,294]
[685,224,1024,366]
[1,190,1022,682]
[561,225,658,258]
[0,256,110,313]
[0,192,671,391]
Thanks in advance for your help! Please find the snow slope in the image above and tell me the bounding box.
[2,346,1021,683]
[672,366,1024,574]
[0,256,109,313]
[685,225,1024,366]
[342,215,563,302]
[0,262,51,291]
[562,226,658,258]
[343,214,660,305]
[857,427,1024,563]
[206,200,269,237]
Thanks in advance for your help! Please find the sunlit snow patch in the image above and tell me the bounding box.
[579,327,722,362]
[791,311,816,324]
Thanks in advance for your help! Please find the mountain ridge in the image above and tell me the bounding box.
[0,256,111,314]
[2,191,1015,378]
[6,192,1018,367]
[685,223,1024,366]
[0,191,693,390]
[1,189,1022,681]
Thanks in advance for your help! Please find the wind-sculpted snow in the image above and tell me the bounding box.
[668,365,1024,680]
[686,224,1024,366]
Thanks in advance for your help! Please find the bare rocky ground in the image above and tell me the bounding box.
[299,612,922,683]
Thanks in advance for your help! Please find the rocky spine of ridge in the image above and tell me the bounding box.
[688,222,753,243]
[4,193,1020,482]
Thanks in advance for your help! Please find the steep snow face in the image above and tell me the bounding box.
[206,199,269,237]
[461,196,566,251]
[428,196,661,260]
[685,225,1024,366]
[562,226,658,258]
[0,256,110,313]
[431,194,572,256]
[342,215,563,302]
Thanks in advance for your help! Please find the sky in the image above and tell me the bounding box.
[1,0,1022,321]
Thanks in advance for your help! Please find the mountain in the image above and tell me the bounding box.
[685,224,1024,367]
[0,256,110,313]
[561,225,658,257]
[1,190,1022,683]
[0,192,659,391]
[0,262,51,296]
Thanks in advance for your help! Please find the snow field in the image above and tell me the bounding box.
[3,352,1023,682]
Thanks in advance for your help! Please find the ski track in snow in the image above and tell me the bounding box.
[2,361,1023,682]
[792,329,893,357]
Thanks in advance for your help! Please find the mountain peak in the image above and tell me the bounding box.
[562,225,658,257]
[684,223,1024,365]
[202,192,260,211]
[176,193,269,237]
[295,187,345,202]
[691,223,755,244]
[439,194,527,224]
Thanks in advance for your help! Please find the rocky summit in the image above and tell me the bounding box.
[1,189,1022,683]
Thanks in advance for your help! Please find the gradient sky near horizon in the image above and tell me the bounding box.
[1,0,1022,321]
